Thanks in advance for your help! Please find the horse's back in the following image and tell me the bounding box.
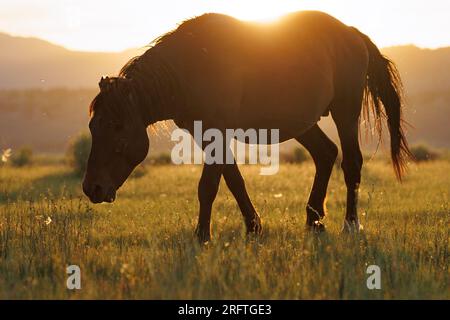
[163,11,367,135]
[236,12,348,131]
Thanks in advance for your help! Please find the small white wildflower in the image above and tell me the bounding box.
[273,193,283,198]
[44,216,52,225]
[1,148,12,163]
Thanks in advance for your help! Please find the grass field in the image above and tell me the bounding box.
[0,160,448,299]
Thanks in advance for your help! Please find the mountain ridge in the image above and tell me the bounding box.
[0,32,144,89]
[1,32,449,152]
[1,32,450,93]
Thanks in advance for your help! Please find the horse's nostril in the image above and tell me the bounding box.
[83,181,110,203]
[83,181,103,199]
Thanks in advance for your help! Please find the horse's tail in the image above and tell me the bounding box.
[353,27,412,181]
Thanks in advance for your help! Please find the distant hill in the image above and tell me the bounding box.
[0,33,143,89]
[0,88,178,154]
[0,33,449,153]
[1,32,450,93]
[382,45,450,94]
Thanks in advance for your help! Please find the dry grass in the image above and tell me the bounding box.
[0,160,448,299]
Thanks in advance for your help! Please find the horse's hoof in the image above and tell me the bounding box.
[341,220,363,234]
[195,228,211,244]
[246,215,263,236]
[196,236,211,245]
[305,220,326,233]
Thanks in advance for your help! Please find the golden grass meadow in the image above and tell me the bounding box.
[0,159,448,299]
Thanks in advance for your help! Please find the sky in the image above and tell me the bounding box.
[1,0,449,52]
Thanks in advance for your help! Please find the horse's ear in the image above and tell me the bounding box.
[99,76,110,91]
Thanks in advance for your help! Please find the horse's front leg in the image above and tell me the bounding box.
[223,161,262,235]
[196,163,224,243]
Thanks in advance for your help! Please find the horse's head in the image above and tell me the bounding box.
[82,76,149,203]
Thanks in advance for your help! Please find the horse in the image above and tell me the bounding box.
[82,11,411,242]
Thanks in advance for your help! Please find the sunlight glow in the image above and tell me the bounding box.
[0,0,449,52]
[215,0,302,22]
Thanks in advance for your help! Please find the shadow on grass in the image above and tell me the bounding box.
[0,171,83,204]
[139,223,347,252]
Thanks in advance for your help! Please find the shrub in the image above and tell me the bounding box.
[67,132,91,176]
[130,164,147,179]
[11,147,33,167]
[293,147,309,163]
[410,144,439,162]
[280,147,309,164]
[148,152,172,165]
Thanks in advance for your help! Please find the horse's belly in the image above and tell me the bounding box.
[236,64,333,136]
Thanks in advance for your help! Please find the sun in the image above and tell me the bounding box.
[216,0,304,22]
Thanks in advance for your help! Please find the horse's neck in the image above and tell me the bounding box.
[136,53,184,126]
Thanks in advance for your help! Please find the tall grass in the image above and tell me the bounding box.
[0,160,448,299]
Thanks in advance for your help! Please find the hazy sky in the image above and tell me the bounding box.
[1,0,449,52]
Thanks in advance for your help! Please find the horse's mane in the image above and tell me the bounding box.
[90,13,232,122]
[90,22,188,122]
[120,13,219,76]
[147,13,228,48]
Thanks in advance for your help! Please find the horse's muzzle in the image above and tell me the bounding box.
[82,180,116,204]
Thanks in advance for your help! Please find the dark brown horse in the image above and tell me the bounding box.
[82,11,411,241]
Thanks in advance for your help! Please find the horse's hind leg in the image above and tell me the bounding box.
[332,104,364,233]
[296,124,338,231]
[223,160,262,235]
